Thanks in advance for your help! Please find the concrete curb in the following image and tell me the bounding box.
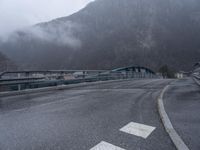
[157,85,190,150]
[0,78,133,98]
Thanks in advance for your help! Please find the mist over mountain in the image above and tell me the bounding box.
[1,0,200,71]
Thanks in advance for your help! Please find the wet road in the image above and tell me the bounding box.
[0,79,175,150]
[164,78,200,150]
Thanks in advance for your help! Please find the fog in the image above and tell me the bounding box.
[0,0,93,40]
[21,21,82,48]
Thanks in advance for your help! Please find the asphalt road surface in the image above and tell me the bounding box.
[164,78,200,150]
[0,79,176,150]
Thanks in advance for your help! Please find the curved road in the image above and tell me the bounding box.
[0,79,175,150]
[164,78,200,150]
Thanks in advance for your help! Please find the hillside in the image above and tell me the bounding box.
[1,0,200,71]
[0,52,16,72]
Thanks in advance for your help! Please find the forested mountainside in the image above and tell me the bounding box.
[0,52,16,72]
[1,0,200,71]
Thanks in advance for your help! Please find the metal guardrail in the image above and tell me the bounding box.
[0,70,109,78]
[0,70,156,92]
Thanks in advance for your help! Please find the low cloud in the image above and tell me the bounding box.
[6,21,82,49]
[28,21,82,48]
[0,0,93,42]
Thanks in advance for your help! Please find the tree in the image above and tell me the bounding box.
[159,65,175,78]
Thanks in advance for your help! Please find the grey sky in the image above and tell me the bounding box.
[0,0,93,38]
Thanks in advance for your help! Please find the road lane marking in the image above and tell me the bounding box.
[158,85,190,150]
[120,122,156,139]
[90,141,126,150]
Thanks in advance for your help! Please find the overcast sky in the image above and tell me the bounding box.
[0,0,94,38]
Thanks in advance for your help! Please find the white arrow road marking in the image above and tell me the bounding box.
[90,141,126,150]
[120,122,156,139]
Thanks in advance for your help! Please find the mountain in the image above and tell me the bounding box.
[0,52,16,72]
[1,0,200,71]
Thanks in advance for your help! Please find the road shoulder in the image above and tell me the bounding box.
[157,81,190,150]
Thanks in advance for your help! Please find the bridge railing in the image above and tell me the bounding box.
[192,67,200,86]
[0,70,156,92]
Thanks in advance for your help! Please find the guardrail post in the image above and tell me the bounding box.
[83,71,86,80]
[98,72,101,81]
[18,73,21,91]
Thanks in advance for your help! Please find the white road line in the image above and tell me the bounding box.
[158,85,190,150]
[120,122,156,139]
[90,141,126,150]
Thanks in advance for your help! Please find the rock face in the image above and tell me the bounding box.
[1,0,200,71]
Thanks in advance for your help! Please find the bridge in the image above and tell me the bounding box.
[0,66,156,92]
[0,66,199,150]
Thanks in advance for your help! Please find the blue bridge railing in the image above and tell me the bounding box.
[193,67,200,86]
[0,68,157,92]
